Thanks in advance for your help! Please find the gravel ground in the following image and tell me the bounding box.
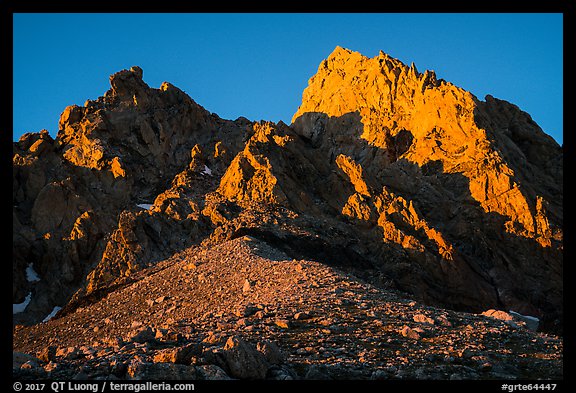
[13,236,562,380]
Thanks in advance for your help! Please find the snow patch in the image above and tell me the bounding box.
[509,310,540,331]
[26,263,41,282]
[13,292,32,314]
[137,204,153,210]
[509,310,539,322]
[202,165,212,176]
[42,306,62,323]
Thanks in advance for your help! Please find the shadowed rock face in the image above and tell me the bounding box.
[13,47,562,334]
[13,66,252,324]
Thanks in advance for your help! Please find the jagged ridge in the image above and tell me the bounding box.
[13,47,562,337]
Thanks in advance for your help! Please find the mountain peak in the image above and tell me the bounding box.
[294,48,443,123]
[328,45,354,58]
[107,65,148,100]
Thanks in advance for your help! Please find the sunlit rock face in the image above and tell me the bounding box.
[13,47,562,333]
[291,47,562,330]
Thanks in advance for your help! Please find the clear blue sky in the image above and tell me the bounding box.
[13,13,563,145]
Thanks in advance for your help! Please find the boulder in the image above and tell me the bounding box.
[153,343,201,364]
[220,336,270,379]
[126,327,156,344]
[127,361,197,380]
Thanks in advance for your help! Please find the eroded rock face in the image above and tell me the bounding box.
[13,49,562,332]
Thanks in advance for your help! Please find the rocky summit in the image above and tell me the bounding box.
[13,47,562,380]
